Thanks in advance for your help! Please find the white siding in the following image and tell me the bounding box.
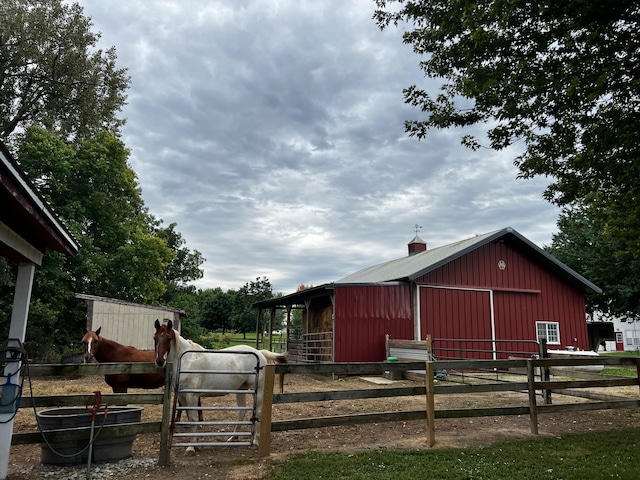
[79,295,183,351]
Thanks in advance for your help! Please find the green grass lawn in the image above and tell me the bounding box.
[600,351,640,357]
[266,427,640,480]
[600,351,639,376]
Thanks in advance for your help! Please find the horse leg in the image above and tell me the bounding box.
[226,392,246,442]
[182,393,200,454]
[176,397,203,422]
[254,377,264,445]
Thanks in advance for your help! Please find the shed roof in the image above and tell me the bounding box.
[75,293,187,315]
[337,227,601,294]
[1,141,79,263]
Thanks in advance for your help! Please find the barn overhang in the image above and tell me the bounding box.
[252,284,336,350]
[1,142,79,262]
[253,284,336,310]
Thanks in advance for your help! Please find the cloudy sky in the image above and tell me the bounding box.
[76,0,561,295]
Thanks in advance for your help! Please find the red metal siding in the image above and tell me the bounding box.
[333,285,413,362]
[417,240,589,353]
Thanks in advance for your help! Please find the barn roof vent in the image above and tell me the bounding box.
[408,235,427,256]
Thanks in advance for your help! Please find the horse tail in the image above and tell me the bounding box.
[260,349,288,365]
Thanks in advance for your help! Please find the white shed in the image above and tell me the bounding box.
[76,294,185,351]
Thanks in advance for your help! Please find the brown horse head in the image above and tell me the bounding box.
[154,319,175,367]
[82,327,102,363]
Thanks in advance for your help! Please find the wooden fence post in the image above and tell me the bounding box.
[538,339,552,404]
[425,359,435,447]
[258,363,275,458]
[158,365,173,466]
[527,359,539,434]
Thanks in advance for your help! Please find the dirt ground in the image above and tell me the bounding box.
[7,373,640,479]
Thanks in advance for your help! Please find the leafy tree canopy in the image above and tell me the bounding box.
[0,0,129,142]
[375,1,640,254]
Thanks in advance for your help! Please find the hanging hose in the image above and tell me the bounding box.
[87,391,108,479]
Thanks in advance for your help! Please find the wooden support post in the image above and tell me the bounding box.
[258,363,275,458]
[426,334,433,360]
[158,366,173,466]
[538,339,551,404]
[425,360,435,447]
[527,359,539,435]
[636,359,640,397]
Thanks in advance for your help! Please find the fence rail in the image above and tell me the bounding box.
[8,355,640,463]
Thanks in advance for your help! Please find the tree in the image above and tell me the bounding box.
[375,1,640,254]
[0,0,129,142]
[16,126,171,301]
[198,287,233,333]
[1,127,203,359]
[156,222,204,293]
[231,277,273,338]
[546,205,640,320]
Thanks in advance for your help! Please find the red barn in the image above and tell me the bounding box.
[254,227,601,362]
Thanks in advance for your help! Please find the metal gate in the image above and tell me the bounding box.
[170,349,262,448]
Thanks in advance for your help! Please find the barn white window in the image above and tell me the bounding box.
[536,321,560,345]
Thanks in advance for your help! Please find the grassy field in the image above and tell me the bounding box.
[600,351,640,376]
[266,427,640,479]
[201,332,287,352]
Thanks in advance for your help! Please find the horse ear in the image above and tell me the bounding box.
[167,320,173,330]
[154,319,160,329]
[95,327,101,336]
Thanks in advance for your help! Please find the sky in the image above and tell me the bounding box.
[76,0,561,295]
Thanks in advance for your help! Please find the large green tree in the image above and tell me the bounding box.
[546,205,640,321]
[16,126,172,302]
[0,127,203,359]
[231,277,274,338]
[0,0,129,142]
[375,1,640,254]
[197,287,234,333]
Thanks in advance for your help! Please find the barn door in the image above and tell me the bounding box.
[419,286,494,360]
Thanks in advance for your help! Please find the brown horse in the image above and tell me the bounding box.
[82,327,165,392]
[82,327,203,420]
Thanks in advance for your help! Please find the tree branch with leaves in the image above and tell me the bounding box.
[375,0,640,254]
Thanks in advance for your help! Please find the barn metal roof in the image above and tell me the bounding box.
[336,227,602,294]
[254,227,601,311]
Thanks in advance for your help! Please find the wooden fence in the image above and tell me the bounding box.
[10,356,640,464]
[260,356,640,455]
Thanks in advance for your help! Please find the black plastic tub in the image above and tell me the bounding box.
[37,406,143,465]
